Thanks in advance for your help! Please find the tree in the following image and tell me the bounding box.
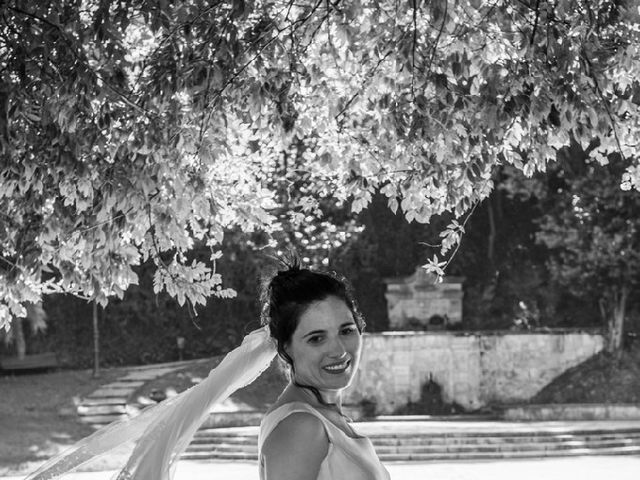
[1,0,639,330]
[0,301,47,358]
[536,150,640,352]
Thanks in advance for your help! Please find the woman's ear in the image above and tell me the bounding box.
[281,342,295,373]
[283,341,292,361]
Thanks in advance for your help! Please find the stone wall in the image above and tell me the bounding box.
[344,329,604,414]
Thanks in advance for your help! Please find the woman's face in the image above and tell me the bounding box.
[286,295,363,393]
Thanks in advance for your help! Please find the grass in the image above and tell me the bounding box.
[0,367,123,477]
[532,343,640,404]
[0,359,287,477]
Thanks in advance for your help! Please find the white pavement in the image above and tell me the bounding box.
[9,456,640,480]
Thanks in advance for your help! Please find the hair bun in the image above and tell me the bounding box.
[279,251,302,271]
[268,253,303,288]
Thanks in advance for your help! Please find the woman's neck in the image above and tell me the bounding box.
[290,381,343,409]
[320,388,342,407]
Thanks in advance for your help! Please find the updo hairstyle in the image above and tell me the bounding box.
[261,260,365,369]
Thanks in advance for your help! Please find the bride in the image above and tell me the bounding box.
[258,265,390,480]
[25,262,389,480]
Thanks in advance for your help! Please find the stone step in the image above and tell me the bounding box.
[78,397,127,406]
[78,414,128,425]
[192,430,640,445]
[186,444,259,453]
[195,424,640,436]
[87,387,135,398]
[181,444,640,462]
[181,451,257,461]
[119,368,178,381]
[188,434,640,451]
[373,432,640,445]
[378,438,640,454]
[77,404,128,415]
[365,428,640,439]
[103,381,146,389]
[124,359,210,372]
[186,436,640,453]
[376,444,640,461]
[201,411,265,429]
[190,436,259,445]
[184,426,640,462]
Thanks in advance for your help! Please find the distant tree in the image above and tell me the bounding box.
[536,152,640,352]
[0,301,47,358]
[1,0,639,330]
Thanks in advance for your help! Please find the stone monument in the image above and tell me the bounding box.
[384,267,464,330]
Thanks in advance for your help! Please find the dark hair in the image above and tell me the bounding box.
[260,258,365,371]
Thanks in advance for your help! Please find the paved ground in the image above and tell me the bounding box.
[9,456,640,480]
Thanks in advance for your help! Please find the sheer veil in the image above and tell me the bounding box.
[25,326,277,480]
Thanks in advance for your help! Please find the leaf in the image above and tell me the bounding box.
[389,197,399,214]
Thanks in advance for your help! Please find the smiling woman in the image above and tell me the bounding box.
[24,261,389,480]
[259,262,390,480]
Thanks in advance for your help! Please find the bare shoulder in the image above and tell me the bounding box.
[263,411,328,454]
[262,412,329,480]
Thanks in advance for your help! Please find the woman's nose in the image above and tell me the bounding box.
[327,336,347,357]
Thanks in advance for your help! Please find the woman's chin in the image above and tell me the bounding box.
[318,372,356,392]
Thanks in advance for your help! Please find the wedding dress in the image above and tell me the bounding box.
[258,402,391,480]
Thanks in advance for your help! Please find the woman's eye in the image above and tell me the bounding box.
[341,326,357,335]
[307,335,324,344]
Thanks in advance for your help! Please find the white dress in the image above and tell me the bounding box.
[258,402,391,480]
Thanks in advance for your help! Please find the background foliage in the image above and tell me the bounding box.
[9,151,640,366]
[1,0,639,359]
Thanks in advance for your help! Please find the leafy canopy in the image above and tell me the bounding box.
[1,0,639,329]
[536,154,640,300]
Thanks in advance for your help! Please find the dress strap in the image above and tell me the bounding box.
[258,402,335,452]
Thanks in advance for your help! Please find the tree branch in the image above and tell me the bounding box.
[411,0,418,100]
[581,50,626,162]
[197,0,330,144]
[530,0,541,46]
[134,1,226,89]
[9,5,154,118]
[425,0,448,77]
[334,32,408,125]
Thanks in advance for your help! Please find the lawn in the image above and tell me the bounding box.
[0,368,123,477]
[532,343,640,404]
[0,360,287,477]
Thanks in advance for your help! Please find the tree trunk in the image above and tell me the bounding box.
[11,317,26,359]
[487,197,496,270]
[601,286,628,354]
[92,301,100,378]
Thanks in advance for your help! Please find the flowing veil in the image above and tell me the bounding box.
[25,326,276,480]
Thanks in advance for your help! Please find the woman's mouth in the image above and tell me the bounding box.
[322,359,351,374]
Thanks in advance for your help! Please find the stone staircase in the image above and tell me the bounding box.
[181,423,640,461]
[76,363,640,463]
[77,361,207,427]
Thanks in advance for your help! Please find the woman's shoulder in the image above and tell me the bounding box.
[260,402,329,463]
[260,405,330,480]
[263,409,327,445]
[262,401,327,434]
[265,399,320,417]
[260,402,329,444]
